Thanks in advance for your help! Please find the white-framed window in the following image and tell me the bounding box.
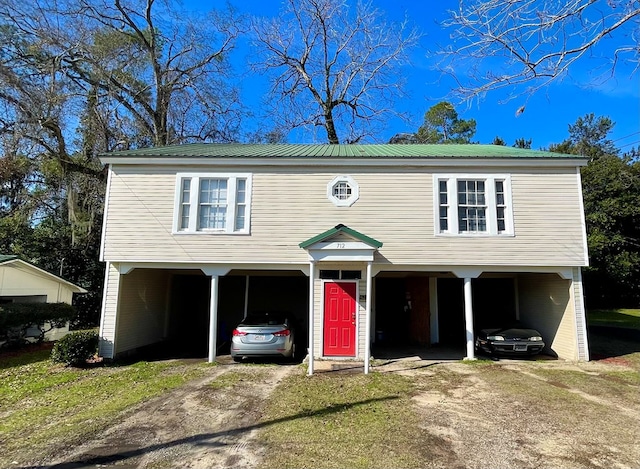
[327,175,359,207]
[174,173,252,234]
[434,174,513,236]
[457,179,487,233]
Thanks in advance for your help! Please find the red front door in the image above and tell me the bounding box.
[323,282,357,356]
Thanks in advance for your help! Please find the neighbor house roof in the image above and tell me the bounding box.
[0,254,87,293]
[99,143,585,161]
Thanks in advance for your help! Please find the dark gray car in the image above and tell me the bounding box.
[230,312,296,361]
[475,326,545,356]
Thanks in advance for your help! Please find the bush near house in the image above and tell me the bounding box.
[51,330,99,366]
[0,302,76,347]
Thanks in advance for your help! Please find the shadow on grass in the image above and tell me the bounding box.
[26,396,399,469]
[0,343,54,369]
[588,310,640,329]
[588,325,640,360]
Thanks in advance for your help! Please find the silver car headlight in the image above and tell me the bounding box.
[529,336,543,341]
[487,335,505,341]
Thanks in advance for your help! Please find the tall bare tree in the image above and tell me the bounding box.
[0,0,243,326]
[0,0,243,151]
[251,0,420,144]
[436,1,640,104]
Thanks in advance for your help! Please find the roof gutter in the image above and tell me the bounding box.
[99,156,588,168]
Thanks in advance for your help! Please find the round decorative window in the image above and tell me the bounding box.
[327,175,359,207]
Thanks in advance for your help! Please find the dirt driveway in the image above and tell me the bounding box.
[378,358,640,469]
[46,356,639,469]
[48,358,295,468]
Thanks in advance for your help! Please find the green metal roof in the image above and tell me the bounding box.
[101,143,580,159]
[0,254,18,264]
[299,224,383,249]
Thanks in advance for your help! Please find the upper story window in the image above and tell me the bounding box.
[327,175,359,207]
[457,180,487,233]
[174,173,252,234]
[434,174,513,236]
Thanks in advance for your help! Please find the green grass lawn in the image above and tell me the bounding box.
[258,371,448,469]
[0,346,209,467]
[2,342,639,468]
[587,309,640,329]
[587,309,640,366]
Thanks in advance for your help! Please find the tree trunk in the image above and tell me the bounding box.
[325,110,340,144]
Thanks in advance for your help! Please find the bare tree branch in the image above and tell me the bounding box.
[436,0,640,104]
[252,0,421,144]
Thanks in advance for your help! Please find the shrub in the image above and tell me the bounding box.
[51,330,99,366]
[0,302,76,345]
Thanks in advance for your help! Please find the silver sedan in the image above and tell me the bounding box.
[230,312,296,361]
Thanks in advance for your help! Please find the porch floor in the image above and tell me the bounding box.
[311,343,555,373]
[371,343,465,361]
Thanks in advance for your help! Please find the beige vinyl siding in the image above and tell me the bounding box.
[103,165,586,267]
[572,267,589,360]
[114,268,171,355]
[98,263,120,358]
[518,273,577,360]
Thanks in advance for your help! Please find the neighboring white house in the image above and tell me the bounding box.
[97,144,590,373]
[0,255,87,341]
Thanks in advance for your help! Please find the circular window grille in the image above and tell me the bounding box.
[333,181,352,200]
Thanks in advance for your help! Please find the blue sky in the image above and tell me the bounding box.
[189,1,639,151]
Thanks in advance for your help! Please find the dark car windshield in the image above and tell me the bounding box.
[241,313,289,326]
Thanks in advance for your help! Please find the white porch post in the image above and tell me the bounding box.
[308,261,316,376]
[243,275,250,319]
[208,275,219,363]
[463,277,476,360]
[429,277,439,344]
[364,261,373,374]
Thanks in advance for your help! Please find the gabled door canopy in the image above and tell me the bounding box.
[299,224,382,262]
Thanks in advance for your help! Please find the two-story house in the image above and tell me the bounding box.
[98,144,589,373]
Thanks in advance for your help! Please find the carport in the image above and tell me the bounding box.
[437,276,517,348]
[372,273,516,358]
[373,273,435,347]
[106,267,308,360]
[371,270,587,361]
[103,264,587,363]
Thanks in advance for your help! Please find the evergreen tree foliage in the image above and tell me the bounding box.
[416,102,476,144]
[552,114,640,307]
